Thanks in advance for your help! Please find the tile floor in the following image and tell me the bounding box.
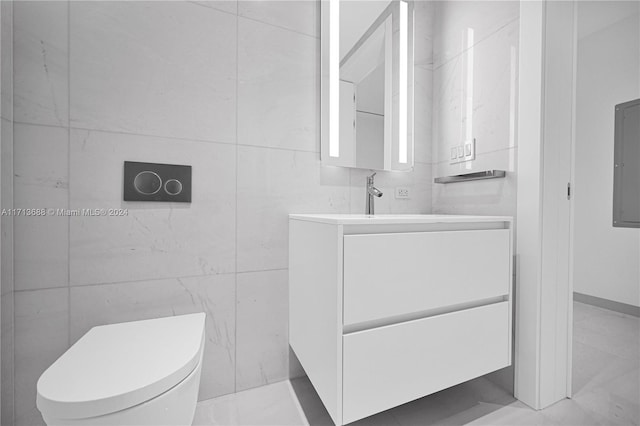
[193,302,640,425]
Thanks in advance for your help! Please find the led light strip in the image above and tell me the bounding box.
[329,0,340,157]
[399,1,408,164]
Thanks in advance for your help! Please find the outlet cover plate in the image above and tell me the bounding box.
[395,187,410,199]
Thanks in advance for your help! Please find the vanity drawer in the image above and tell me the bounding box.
[343,229,510,326]
[342,301,510,424]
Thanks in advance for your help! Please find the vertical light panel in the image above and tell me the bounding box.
[398,0,408,163]
[465,28,475,142]
[329,0,340,157]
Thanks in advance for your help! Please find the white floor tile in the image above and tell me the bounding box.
[194,302,640,426]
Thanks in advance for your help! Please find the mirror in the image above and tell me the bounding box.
[321,0,414,171]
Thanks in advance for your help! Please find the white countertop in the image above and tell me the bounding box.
[289,214,513,225]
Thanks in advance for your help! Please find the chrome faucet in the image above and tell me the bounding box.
[365,172,383,215]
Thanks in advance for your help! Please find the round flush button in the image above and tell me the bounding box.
[164,179,183,196]
[133,171,162,195]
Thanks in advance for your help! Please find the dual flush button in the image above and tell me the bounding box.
[133,171,183,196]
[124,162,191,202]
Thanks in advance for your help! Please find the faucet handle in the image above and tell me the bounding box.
[367,172,376,184]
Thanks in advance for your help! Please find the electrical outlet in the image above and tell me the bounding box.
[395,187,410,199]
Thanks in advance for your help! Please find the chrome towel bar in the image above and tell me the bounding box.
[434,170,506,184]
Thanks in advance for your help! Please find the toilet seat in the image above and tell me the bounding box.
[37,313,206,421]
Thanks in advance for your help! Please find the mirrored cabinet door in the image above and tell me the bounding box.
[321,0,415,172]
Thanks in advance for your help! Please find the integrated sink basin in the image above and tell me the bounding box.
[289,213,513,225]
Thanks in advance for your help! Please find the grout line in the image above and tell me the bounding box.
[414,63,435,72]
[67,0,71,349]
[10,2,16,423]
[237,267,288,275]
[187,0,321,43]
[12,121,69,130]
[35,122,238,147]
[237,13,318,41]
[13,270,248,293]
[186,1,238,18]
[432,16,520,72]
[429,146,518,167]
[234,9,239,394]
[13,121,321,155]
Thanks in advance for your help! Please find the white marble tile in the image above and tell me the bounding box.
[14,124,69,290]
[433,1,520,69]
[237,17,319,153]
[288,376,334,426]
[571,385,639,426]
[69,129,236,285]
[414,0,434,70]
[431,158,517,217]
[69,274,236,400]
[190,0,237,15]
[1,118,14,297]
[14,1,68,127]
[414,66,433,164]
[466,401,548,426]
[236,270,289,391]
[546,399,609,426]
[70,1,236,143]
[194,302,638,426]
[14,288,69,426]
[573,300,607,324]
[1,292,15,426]
[14,209,69,291]
[14,124,68,200]
[1,0,13,122]
[194,380,307,426]
[238,1,318,37]
[236,146,349,272]
[432,20,519,166]
[571,302,640,425]
[573,304,639,341]
[572,340,618,396]
[291,376,403,426]
[573,315,640,361]
[349,163,432,215]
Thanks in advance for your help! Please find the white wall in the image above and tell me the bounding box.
[1,2,15,425]
[10,2,432,425]
[430,1,519,218]
[574,3,640,308]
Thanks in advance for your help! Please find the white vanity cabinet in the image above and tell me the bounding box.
[289,215,514,425]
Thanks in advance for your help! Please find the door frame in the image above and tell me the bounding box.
[514,0,577,410]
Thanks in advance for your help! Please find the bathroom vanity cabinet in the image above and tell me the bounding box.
[289,214,513,425]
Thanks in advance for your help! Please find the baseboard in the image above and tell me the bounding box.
[574,292,640,317]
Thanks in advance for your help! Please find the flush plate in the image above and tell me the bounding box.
[123,161,192,202]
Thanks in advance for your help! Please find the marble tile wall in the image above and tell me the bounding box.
[430,1,519,218]
[10,1,432,425]
[1,1,14,425]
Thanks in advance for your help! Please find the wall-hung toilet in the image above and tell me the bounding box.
[36,313,206,426]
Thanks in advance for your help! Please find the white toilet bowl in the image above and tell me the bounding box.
[36,313,206,426]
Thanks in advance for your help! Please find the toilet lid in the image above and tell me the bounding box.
[37,313,206,420]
